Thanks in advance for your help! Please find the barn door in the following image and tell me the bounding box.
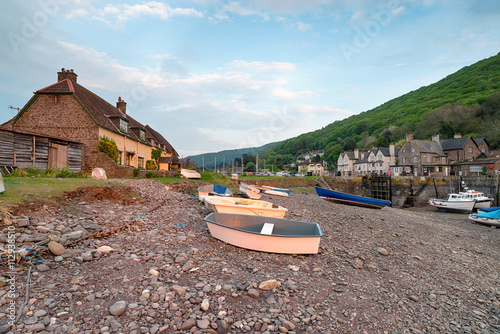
[48,143,68,169]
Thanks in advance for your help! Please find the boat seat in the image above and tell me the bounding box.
[260,223,274,235]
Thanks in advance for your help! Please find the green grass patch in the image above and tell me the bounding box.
[0,177,123,209]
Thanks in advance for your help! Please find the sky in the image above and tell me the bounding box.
[1,1,499,157]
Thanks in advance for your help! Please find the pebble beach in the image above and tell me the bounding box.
[2,179,499,334]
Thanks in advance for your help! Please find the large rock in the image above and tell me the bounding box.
[109,300,127,316]
[47,241,65,256]
[259,279,278,290]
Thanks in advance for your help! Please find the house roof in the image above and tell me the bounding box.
[474,137,488,147]
[378,146,400,157]
[9,75,176,154]
[440,137,473,151]
[145,125,177,156]
[411,140,447,156]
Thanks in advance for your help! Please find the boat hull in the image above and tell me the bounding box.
[315,187,390,209]
[428,199,476,213]
[204,213,322,254]
[203,197,287,218]
[198,184,232,201]
[239,186,261,200]
[468,215,500,227]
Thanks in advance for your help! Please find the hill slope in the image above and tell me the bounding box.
[185,141,282,170]
[265,53,500,166]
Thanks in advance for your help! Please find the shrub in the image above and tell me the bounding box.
[98,136,119,162]
[146,160,157,170]
[146,171,154,178]
[133,167,141,177]
[5,167,89,178]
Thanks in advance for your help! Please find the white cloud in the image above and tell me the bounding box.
[228,60,296,72]
[271,87,318,99]
[66,1,203,26]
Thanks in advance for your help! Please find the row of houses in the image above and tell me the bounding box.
[1,69,180,173]
[339,133,500,177]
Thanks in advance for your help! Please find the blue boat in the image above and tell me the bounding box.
[315,187,391,209]
[477,206,500,213]
[198,184,233,201]
[468,209,500,227]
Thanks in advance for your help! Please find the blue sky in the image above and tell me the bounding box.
[1,1,499,156]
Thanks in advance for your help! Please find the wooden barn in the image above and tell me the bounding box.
[0,126,83,172]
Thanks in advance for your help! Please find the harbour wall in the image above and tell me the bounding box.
[245,175,500,208]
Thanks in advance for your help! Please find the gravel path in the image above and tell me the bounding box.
[2,179,499,333]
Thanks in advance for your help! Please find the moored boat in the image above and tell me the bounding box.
[258,185,290,195]
[315,187,390,209]
[239,182,261,200]
[181,169,201,179]
[468,209,500,227]
[460,190,493,209]
[203,212,323,254]
[203,196,287,218]
[428,193,476,213]
[198,184,233,201]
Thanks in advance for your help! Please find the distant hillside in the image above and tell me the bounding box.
[185,141,282,170]
[264,52,500,167]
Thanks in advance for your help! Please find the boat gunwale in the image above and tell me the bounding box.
[203,213,323,238]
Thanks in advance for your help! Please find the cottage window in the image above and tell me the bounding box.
[414,157,418,162]
[120,119,129,133]
[402,158,406,164]
[54,96,60,104]
[139,129,146,141]
[468,147,472,153]
[138,157,144,168]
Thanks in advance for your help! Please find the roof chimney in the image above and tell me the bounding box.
[432,134,440,144]
[406,133,413,143]
[454,133,462,139]
[116,97,127,114]
[389,143,395,157]
[57,68,77,83]
[354,148,359,159]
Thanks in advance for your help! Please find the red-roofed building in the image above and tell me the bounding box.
[2,69,178,172]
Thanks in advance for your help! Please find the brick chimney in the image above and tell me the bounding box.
[406,133,413,142]
[454,133,462,139]
[354,148,359,159]
[116,97,127,114]
[57,68,77,83]
[389,143,395,157]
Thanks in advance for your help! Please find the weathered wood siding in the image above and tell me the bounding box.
[0,130,14,165]
[0,129,83,172]
[68,143,83,172]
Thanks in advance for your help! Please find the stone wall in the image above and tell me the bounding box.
[94,152,134,178]
[320,176,500,208]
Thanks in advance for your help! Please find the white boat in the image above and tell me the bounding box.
[428,193,476,213]
[203,196,287,218]
[239,183,261,200]
[203,212,323,254]
[468,209,500,227]
[181,169,201,179]
[198,184,232,202]
[460,190,493,209]
[0,173,4,193]
[254,186,289,197]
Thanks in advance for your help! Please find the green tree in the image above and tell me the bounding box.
[98,136,119,163]
[151,148,162,170]
[245,162,256,172]
[376,136,389,147]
